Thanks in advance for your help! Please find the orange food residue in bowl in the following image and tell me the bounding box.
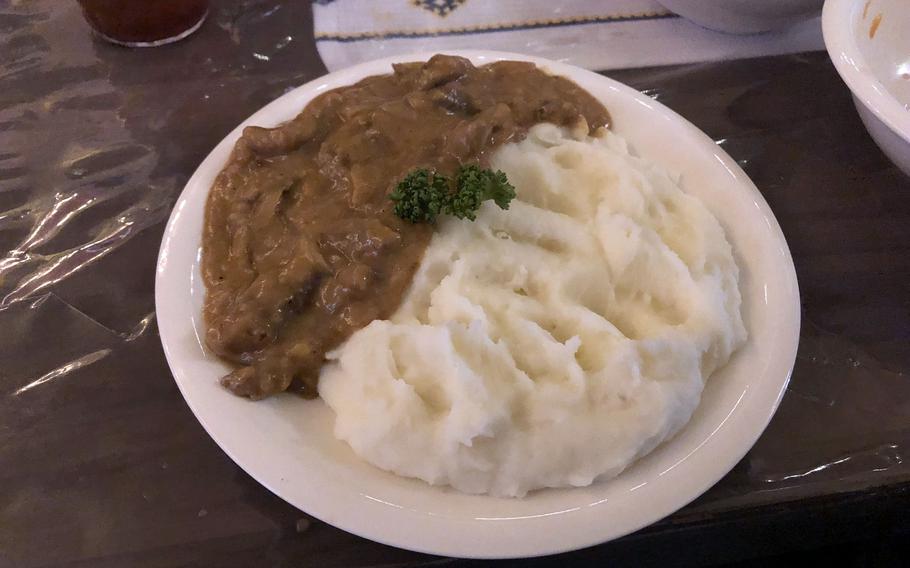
[869,13,882,38]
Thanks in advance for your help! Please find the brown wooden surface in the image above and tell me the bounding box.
[1,1,909,566]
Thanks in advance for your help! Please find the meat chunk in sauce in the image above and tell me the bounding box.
[202,55,610,399]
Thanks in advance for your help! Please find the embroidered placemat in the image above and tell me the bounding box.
[313,0,823,72]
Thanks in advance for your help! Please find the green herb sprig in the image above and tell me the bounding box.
[390,165,516,224]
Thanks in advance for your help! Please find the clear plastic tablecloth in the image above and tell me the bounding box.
[1,1,908,566]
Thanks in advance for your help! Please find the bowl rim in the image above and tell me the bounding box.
[823,0,910,143]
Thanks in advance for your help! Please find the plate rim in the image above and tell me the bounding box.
[155,49,801,559]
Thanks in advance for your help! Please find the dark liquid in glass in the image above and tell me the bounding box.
[78,0,209,46]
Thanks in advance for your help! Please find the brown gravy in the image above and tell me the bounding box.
[202,55,610,399]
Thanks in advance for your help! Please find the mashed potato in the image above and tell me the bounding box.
[319,124,746,497]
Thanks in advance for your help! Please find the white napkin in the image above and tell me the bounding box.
[313,0,823,72]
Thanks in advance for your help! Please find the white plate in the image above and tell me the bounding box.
[155,51,800,559]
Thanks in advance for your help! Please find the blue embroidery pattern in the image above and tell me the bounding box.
[315,12,678,42]
[413,0,466,17]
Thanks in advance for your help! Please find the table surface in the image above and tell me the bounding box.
[2,1,909,567]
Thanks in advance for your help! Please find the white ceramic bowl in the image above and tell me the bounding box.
[658,0,823,34]
[156,50,800,558]
[824,0,910,175]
